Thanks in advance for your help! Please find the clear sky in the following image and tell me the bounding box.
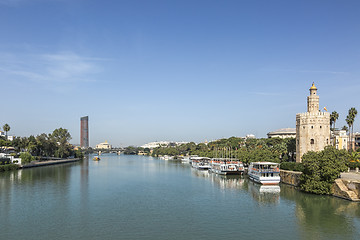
[1,0,360,147]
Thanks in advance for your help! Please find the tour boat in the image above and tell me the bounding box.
[210,159,244,175]
[93,156,100,161]
[248,162,280,185]
[191,157,211,170]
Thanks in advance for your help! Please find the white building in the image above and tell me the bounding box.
[331,130,348,150]
[96,141,112,149]
[0,131,14,141]
[141,141,189,149]
[267,128,296,139]
[0,153,22,165]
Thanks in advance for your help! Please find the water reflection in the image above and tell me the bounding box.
[209,174,244,190]
[247,180,280,204]
[281,185,360,239]
[1,155,359,240]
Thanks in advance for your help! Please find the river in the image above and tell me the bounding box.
[1,154,359,240]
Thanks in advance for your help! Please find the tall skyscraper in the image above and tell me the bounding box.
[80,116,89,148]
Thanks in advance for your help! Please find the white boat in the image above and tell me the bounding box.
[160,155,174,160]
[210,159,244,175]
[191,157,211,170]
[248,162,280,185]
[181,156,190,163]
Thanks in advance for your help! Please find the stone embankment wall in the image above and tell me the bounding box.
[332,179,360,202]
[280,170,302,186]
[280,169,360,201]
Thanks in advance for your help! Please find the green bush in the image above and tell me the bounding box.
[280,162,304,172]
[75,149,84,159]
[20,152,36,165]
[0,164,19,172]
[300,147,348,195]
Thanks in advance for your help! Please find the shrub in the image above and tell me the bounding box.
[280,162,304,172]
[20,152,36,165]
[0,164,19,172]
[300,147,348,195]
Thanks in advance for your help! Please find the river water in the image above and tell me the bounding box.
[1,154,359,240]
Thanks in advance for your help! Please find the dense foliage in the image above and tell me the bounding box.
[0,128,84,164]
[20,152,36,165]
[300,146,348,195]
[124,146,140,155]
[150,137,296,164]
[1,128,80,160]
[0,164,19,172]
[280,162,304,172]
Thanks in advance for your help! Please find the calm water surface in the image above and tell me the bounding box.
[1,154,360,240]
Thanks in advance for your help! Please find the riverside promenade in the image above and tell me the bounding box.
[21,158,81,168]
[341,172,360,181]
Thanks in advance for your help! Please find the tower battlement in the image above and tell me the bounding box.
[296,112,330,117]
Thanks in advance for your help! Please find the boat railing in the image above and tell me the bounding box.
[251,168,280,173]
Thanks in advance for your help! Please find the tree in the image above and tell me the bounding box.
[3,124,10,139]
[300,146,348,195]
[124,146,139,155]
[346,108,357,151]
[50,128,73,158]
[342,125,348,133]
[51,128,72,144]
[330,111,339,130]
[20,152,35,165]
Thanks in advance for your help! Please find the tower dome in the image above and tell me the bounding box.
[310,82,317,90]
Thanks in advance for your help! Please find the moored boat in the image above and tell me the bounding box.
[181,156,190,163]
[248,162,280,185]
[191,157,211,170]
[210,159,244,175]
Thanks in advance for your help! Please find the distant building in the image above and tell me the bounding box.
[331,130,348,150]
[267,128,296,139]
[96,141,112,149]
[0,131,14,141]
[352,132,360,150]
[80,116,89,148]
[245,134,256,139]
[296,83,331,162]
[141,141,189,149]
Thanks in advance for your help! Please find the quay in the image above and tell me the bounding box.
[21,158,81,169]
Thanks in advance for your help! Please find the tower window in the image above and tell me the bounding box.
[311,126,313,129]
[311,139,315,144]
[320,126,322,129]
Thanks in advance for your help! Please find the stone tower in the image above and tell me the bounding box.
[296,83,330,162]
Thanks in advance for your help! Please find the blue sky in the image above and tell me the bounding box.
[1,0,360,147]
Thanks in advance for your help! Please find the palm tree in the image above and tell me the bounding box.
[330,113,334,130]
[346,108,358,151]
[342,125,349,133]
[3,124,10,140]
[331,111,339,129]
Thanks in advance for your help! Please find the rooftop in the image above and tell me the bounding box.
[267,128,296,135]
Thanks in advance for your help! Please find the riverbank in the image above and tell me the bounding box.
[280,169,360,202]
[21,158,81,168]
